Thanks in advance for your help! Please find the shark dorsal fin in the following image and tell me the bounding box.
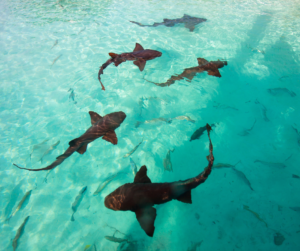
[134,165,151,183]
[183,14,191,18]
[69,137,80,147]
[197,58,209,66]
[133,43,144,52]
[89,111,102,125]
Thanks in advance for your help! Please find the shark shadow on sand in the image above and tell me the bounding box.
[105,124,214,237]
[144,58,227,87]
[98,43,162,90]
[130,14,207,32]
[14,111,126,171]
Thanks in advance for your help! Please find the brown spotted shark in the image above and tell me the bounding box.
[13,111,126,171]
[98,43,162,90]
[130,14,207,32]
[144,58,227,87]
[104,124,214,237]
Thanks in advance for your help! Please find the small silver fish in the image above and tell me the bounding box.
[94,174,118,195]
[51,54,62,67]
[278,76,289,82]
[105,236,128,243]
[71,186,87,221]
[187,241,203,251]
[213,102,239,111]
[78,27,86,35]
[43,169,53,183]
[232,167,254,191]
[12,216,30,251]
[267,88,296,97]
[30,139,49,160]
[290,207,300,212]
[51,39,58,49]
[163,149,174,172]
[213,160,241,169]
[123,139,143,158]
[255,100,269,122]
[238,119,256,136]
[251,48,265,54]
[135,118,171,128]
[243,205,268,227]
[172,116,195,123]
[254,160,286,168]
[68,88,75,101]
[40,140,60,163]
[292,174,300,179]
[130,158,137,176]
[292,125,300,147]
[7,190,32,221]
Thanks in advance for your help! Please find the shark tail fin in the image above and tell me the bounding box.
[176,190,192,204]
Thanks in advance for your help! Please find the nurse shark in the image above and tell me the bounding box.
[14,111,126,171]
[144,58,228,87]
[98,43,162,90]
[130,14,207,32]
[105,124,214,237]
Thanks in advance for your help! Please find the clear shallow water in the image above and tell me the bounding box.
[0,0,300,250]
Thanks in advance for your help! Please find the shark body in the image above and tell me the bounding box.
[98,43,162,90]
[105,124,214,237]
[130,14,207,32]
[144,58,227,87]
[14,111,126,171]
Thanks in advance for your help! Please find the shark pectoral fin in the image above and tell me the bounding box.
[109,53,118,58]
[207,69,221,77]
[186,75,194,81]
[185,23,195,32]
[197,58,209,66]
[89,111,102,125]
[133,43,144,52]
[134,165,152,183]
[102,130,118,145]
[135,207,156,237]
[69,138,80,146]
[133,59,146,71]
[77,144,88,154]
[114,60,124,67]
[176,190,192,204]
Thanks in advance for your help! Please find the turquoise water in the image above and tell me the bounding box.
[1,0,300,250]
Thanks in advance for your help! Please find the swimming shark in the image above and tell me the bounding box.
[98,43,162,90]
[105,124,214,237]
[130,14,207,32]
[144,58,227,87]
[13,111,126,171]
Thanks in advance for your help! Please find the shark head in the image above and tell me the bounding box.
[211,60,228,68]
[151,50,162,59]
[104,188,123,211]
[108,111,126,125]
